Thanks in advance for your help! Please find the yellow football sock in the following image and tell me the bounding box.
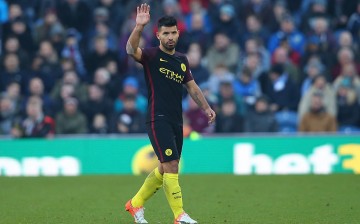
[131,167,163,207]
[163,173,184,218]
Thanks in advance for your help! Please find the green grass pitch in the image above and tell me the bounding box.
[0,175,359,224]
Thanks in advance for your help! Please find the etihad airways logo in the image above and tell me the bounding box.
[159,67,184,83]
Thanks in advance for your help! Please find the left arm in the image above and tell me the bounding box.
[184,80,216,124]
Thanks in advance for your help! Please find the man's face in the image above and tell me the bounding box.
[157,26,179,51]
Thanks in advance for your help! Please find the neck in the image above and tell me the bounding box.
[159,45,175,55]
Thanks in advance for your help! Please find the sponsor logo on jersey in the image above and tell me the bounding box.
[159,67,184,83]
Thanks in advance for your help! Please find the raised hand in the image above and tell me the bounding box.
[136,3,150,27]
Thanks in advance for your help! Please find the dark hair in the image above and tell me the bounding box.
[158,16,177,29]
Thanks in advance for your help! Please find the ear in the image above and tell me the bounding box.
[156,31,160,40]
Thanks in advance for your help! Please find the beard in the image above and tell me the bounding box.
[161,40,177,51]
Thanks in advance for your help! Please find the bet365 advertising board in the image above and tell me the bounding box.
[0,135,359,176]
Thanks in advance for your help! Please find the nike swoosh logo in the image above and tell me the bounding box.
[160,58,168,62]
[172,191,181,195]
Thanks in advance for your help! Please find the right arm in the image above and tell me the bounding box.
[126,4,150,62]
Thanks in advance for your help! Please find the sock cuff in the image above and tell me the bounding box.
[164,173,179,180]
[154,167,163,181]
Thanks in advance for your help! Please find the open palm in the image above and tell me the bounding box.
[136,4,150,26]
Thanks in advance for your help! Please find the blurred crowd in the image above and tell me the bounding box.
[0,0,360,138]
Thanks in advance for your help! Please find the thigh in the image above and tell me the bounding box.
[174,123,183,158]
[146,121,179,163]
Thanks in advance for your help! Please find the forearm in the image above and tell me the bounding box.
[188,86,210,111]
[126,25,144,55]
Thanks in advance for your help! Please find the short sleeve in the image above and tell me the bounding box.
[182,57,194,84]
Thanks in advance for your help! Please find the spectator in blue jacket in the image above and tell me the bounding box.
[268,14,306,55]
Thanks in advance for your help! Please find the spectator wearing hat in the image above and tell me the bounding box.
[264,64,300,113]
[57,0,91,33]
[110,94,145,134]
[12,96,55,138]
[268,14,306,56]
[212,4,240,41]
[55,97,88,134]
[299,93,337,132]
[114,76,147,114]
[244,96,278,133]
[299,75,336,119]
[61,28,86,77]
[301,59,325,96]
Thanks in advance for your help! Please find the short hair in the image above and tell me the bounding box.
[158,16,177,29]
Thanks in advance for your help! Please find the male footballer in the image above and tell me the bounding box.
[125,3,216,224]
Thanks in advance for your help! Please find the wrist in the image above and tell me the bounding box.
[135,24,145,31]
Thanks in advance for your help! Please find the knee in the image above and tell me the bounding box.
[161,160,179,173]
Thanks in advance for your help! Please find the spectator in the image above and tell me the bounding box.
[301,59,325,96]
[272,46,301,84]
[90,113,108,134]
[110,94,145,134]
[7,17,34,55]
[240,15,270,48]
[212,3,240,41]
[55,97,88,134]
[331,47,360,80]
[0,0,8,24]
[184,0,212,34]
[1,36,29,69]
[215,99,243,133]
[233,67,262,106]
[307,16,336,53]
[51,70,88,105]
[183,11,211,51]
[82,84,112,125]
[11,96,55,138]
[300,0,329,33]
[105,59,125,100]
[347,1,360,43]
[33,8,65,46]
[96,0,125,32]
[208,64,234,95]
[336,80,360,129]
[241,38,270,75]
[244,96,278,132]
[52,83,75,114]
[336,31,358,59]
[61,29,87,77]
[88,20,117,52]
[299,93,337,132]
[186,42,210,86]
[0,53,29,94]
[265,64,300,112]
[333,63,360,103]
[114,76,147,114]
[299,75,337,119]
[268,14,306,56]
[206,32,240,74]
[86,36,118,75]
[2,82,22,115]
[2,3,24,43]
[217,80,246,116]
[0,95,17,135]
[239,0,275,32]
[184,96,212,133]
[57,0,91,33]
[23,77,53,115]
